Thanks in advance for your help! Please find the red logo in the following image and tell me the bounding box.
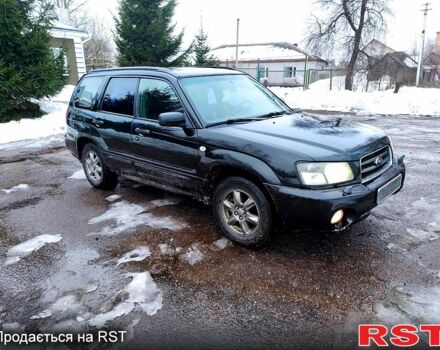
[358,324,440,347]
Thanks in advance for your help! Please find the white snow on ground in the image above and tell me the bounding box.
[179,244,204,265]
[88,272,163,328]
[150,197,183,207]
[159,243,176,256]
[106,194,122,202]
[30,294,83,320]
[116,246,151,266]
[0,85,75,145]
[211,238,232,251]
[88,200,186,236]
[271,85,440,116]
[1,184,29,194]
[68,169,86,180]
[4,234,63,266]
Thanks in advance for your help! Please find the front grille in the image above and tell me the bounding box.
[360,146,392,183]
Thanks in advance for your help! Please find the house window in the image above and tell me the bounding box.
[259,67,269,79]
[284,66,295,78]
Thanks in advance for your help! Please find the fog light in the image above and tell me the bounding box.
[331,210,344,225]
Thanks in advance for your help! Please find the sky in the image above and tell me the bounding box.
[86,0,440,53]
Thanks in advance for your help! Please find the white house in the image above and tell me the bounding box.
[211,42,328,87]
[49,1,88,84]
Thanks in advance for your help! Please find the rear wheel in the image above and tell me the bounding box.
[82,143,118,190]
[213,177,272,247]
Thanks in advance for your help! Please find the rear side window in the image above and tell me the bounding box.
[101,77,138,116]
[74,76,105,109]
[138,79,183,120]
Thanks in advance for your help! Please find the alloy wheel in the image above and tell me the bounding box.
[222,189,260,236]
[84,151,103,183]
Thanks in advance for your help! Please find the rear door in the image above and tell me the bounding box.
[131,77,203,192]
[93,77,139,173]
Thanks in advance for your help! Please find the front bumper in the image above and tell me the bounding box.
[265,160,406,231]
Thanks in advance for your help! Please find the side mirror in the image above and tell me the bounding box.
[158,112,186,127]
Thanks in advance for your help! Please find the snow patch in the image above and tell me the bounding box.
[179,244,204,265]
[150,197,183,207]
[1,184,29,194]
[4,234,62,266]
[88,200,186,236]
[30,294,83,320]
[117,246,151,266]
[270,86,440,116]
[211,238,232,250]
[68,169,86,180]
[159,243,175,256]
[406,228,439,242]
[88,272,162,328]
[106,194,122,202]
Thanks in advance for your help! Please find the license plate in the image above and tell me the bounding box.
[377,174,403,204]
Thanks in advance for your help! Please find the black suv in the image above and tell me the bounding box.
[65,67,405,246]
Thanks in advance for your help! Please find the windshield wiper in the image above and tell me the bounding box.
[256,110,293,119]
[207,110,293,127]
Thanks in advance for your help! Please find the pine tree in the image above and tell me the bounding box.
[0,0,67,122]
[115,0,192,67]
[193,25,218,67]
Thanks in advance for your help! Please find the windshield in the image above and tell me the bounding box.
[179,74,290,126]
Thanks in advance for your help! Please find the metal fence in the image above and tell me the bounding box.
[232,67,395,92]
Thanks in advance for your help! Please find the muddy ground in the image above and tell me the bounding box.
[0,114,439,349]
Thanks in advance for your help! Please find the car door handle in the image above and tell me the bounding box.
[92,118,104,126]
[135,127,150,135]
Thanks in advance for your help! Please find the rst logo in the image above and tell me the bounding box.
[358,325,440,347]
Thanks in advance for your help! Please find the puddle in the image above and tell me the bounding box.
[376,285,440,324]
[4,234,62,265]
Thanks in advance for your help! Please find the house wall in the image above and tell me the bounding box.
[50,37,86,85]
[436,32,440,56]
[221,60,327,86]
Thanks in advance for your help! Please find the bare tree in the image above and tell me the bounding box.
[307,0,391,90]
[63,0,89,28]
[82,16,115,69]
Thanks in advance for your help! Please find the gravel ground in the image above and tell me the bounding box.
[0,114,439,349]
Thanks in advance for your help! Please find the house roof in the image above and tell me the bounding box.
[363,39,395,58]
[424,52,440,66]
[50,20,88,39]
[211,42,327,63]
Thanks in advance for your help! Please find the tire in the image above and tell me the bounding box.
[212,177,273,247]
[81,143,118,190]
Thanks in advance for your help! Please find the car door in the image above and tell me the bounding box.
[131,77,203,193]
[93,77,138,174]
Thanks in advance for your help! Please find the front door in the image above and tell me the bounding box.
[131,78,203,193]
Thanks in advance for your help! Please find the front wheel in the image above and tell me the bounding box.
[212,177,273,247]
[82,143,118,190]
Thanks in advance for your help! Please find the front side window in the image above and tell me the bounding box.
[101,77,138,116]
[137,79,183,120]
[180,74,290,126]
[74,76,105,109]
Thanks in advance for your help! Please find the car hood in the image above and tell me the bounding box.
[200,113,390,162]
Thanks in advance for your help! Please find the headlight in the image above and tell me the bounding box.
[297,162,354,186]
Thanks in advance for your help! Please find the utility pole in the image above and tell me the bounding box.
[416,3,432,86]
[235,18,240,68]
